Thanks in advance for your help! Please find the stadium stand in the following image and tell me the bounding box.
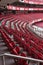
[0,0,43,65]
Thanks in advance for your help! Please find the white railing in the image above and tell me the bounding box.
[0,53,43,65]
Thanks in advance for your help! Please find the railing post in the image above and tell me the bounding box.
[38,62,40,65]
[3,56,6,65]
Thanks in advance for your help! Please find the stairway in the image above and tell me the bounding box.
[0,33,16,65]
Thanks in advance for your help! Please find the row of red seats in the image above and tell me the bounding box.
[2,16,43,60]
[0,27,28,65]
[26,26,43,46]
[0,13,15,21]
[0,14,43,65]
[17,21,43,53]
[14,20,43,59]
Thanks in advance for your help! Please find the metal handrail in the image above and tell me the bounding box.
[0,53,43,63]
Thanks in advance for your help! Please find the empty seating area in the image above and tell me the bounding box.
[7,5,43,11]
[0,0,43,65]
[0,12,43,65]
[19,0,43,5]
[29,0,43,2]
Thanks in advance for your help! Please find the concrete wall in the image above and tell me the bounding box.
[0,0,18,6]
